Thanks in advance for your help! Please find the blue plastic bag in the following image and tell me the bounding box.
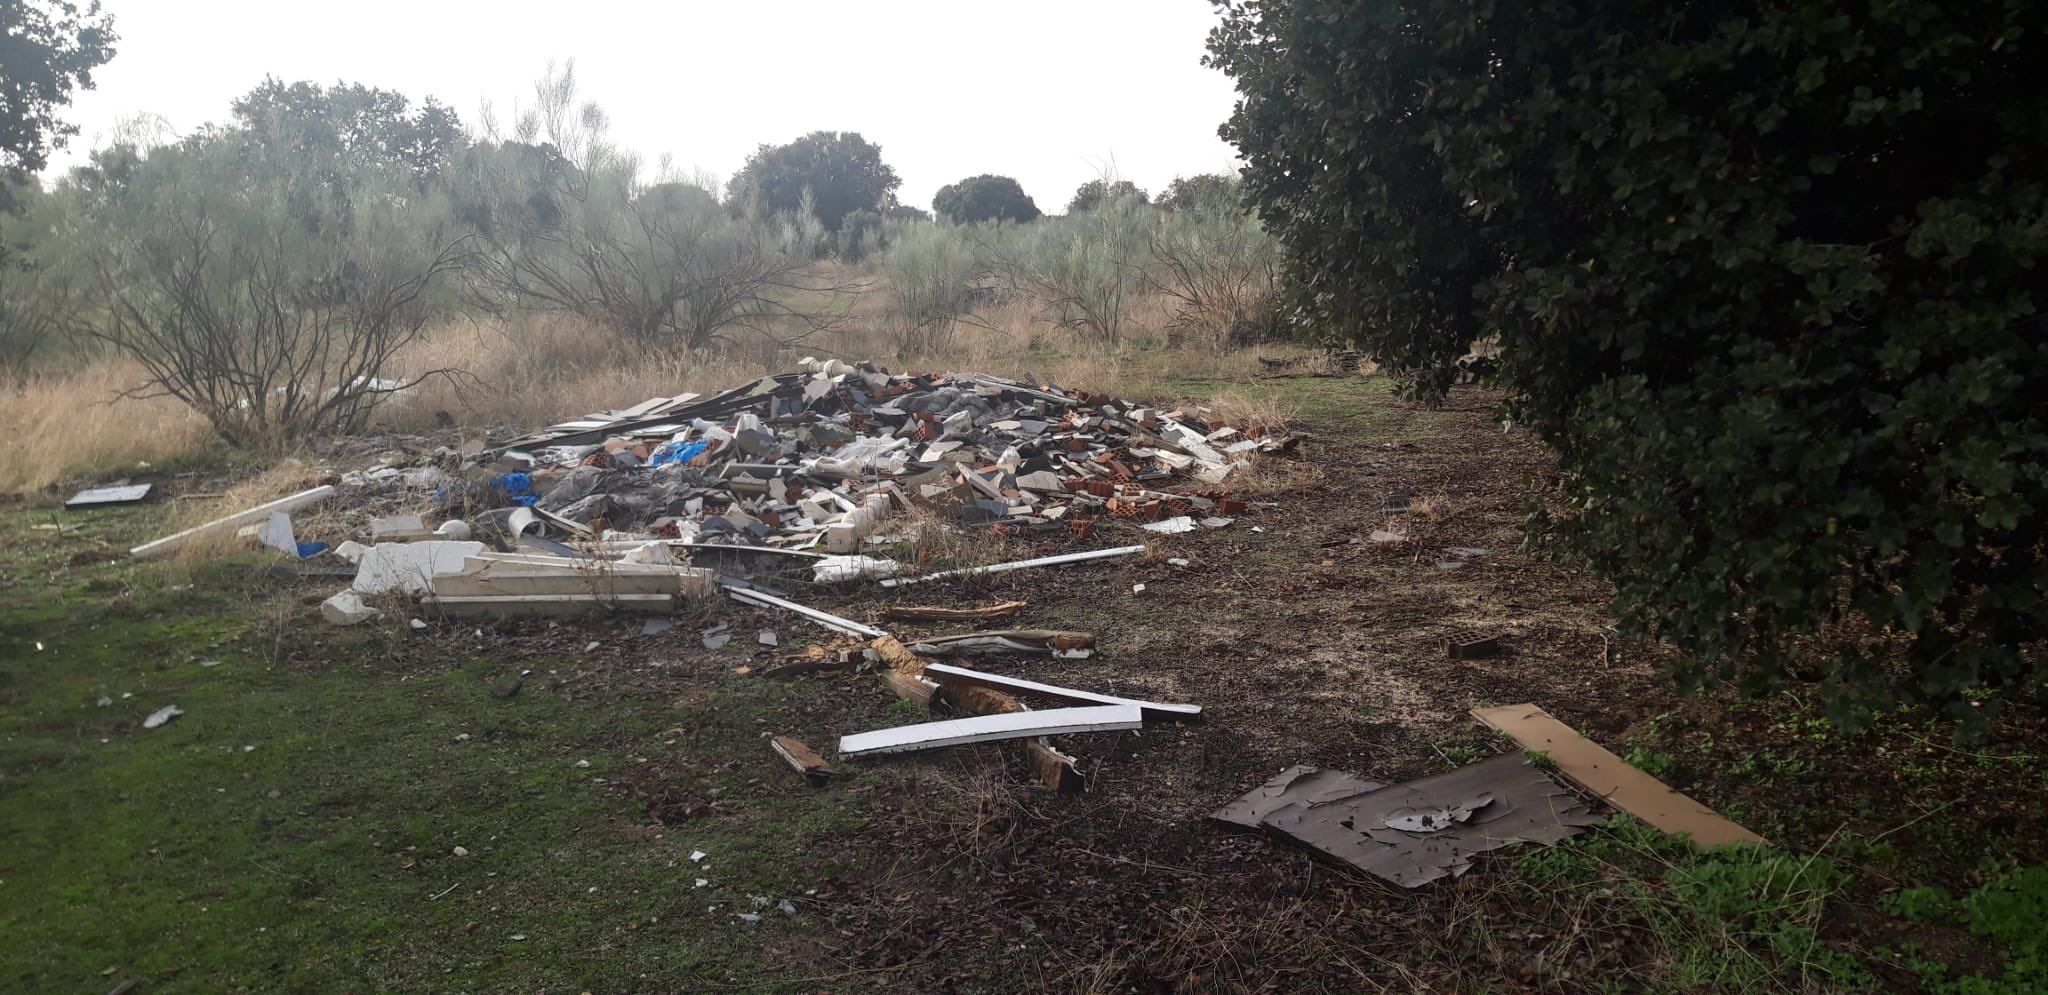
[649,439,710,468]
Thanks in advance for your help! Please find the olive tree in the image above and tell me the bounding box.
[460,63,856,350]
[79,127,463,447]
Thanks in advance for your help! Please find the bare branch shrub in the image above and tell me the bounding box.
[79,131,464,448]
[1149,194,1283,347]
[984,191,1154,345]
[460,63,859,352]
[876,219,977,356]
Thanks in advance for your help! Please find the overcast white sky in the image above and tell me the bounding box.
[44,0,1244,211]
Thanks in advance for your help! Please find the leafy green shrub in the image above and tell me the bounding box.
[932,175,1040,225]
[727,130,900,232]
[877,220,976,356]
[1211,0,2048,727]
[1066,178,1148,214]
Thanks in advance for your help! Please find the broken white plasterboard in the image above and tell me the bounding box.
[1142,516,1196,534]
[66,483,153,508]
[351,541,486,595]
[838,704,1143,758]
[129,485,338,559]
[255,512,299,557]
[922,663,1201,721]
[879,545,1147,588]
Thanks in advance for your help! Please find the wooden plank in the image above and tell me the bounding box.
[870,635,927,677]
[934,681,1026,717]
[880,670,937,708]
[770,736,834,786]
[923,663,1201,721]
[130,485,337,558]
[1026,739,1086,794]
[879,601,1029,623]
[425,593,674,618]
[1472,703,1764,847]
[838,704,1142,758]
[429,573,684,598]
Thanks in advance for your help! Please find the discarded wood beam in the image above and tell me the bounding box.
[428,574,682,599]
[770,735,835,786]
[933,680,1028,717]
[870,635,929,677]
[129,485,337,559]
[424,593,675,618]
[880,669,938,707]
[874,639,1087,792]
[911,630,1095,657]
[1026,738,1086,794]
[1445,635,1502,659]
[879,544,1147,588]
[1471,703,1764,847]
[725,586,886,639]
[923,663,1202,721]
[879,601,1029,623]
[838,704,1143,758]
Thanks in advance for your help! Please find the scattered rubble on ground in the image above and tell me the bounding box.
[120,360,1289,792]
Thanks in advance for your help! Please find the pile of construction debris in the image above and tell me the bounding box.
[125,359,1294,615]
[114,361,1263,789]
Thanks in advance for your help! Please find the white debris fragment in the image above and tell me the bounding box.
[141,704,184,729]
[1142,516,1196,534]
[811,555,903,584]
[255,512,299,557]
[320,590,382,626]
[350,541,485,595]
[690,850,707,863]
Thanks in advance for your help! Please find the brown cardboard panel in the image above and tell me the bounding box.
[1208,765,1386,830]
[1255,754,1600,888]
[1472,703,1764,847]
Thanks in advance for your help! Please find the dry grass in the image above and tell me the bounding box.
[1184,388,1299,435]
[1407,491,1452,520]
[160,461,331,566]
[0,359,214,494]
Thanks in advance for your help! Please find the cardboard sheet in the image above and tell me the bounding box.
[1208,765,1386,830]
[1471,703,1763,847]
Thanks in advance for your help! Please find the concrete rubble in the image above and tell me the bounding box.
[122,361,1283,791]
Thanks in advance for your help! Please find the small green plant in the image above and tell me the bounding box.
[1887,885,1958,924]
[1622,745,1677,778]
[1523,748,1558,772]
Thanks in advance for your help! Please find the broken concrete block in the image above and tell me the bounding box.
[371,514,432,541]
[352,541,486,595]
[321,590,383,625]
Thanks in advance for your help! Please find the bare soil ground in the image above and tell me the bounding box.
[7,375,2043,993]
